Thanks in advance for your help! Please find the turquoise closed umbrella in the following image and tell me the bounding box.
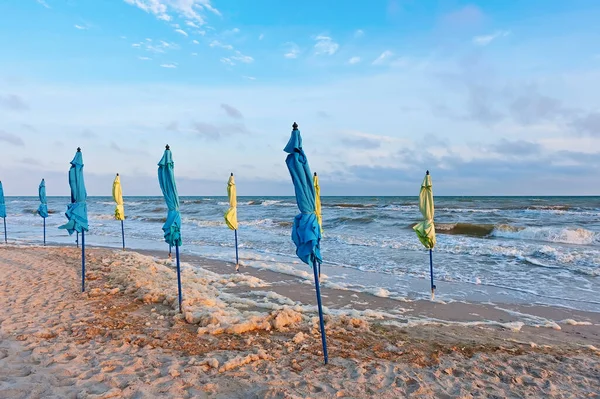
[0,181,6,243]
[284,122,328,364]
[158,144,183,313]
[59,148,89,292]
[38,178,49,245]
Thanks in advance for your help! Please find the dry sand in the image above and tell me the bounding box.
[0,245,599,398]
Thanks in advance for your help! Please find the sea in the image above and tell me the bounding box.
[3,196,599,312]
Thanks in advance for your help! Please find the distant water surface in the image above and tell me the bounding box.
[4,196,600,312]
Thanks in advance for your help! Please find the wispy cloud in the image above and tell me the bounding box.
[354,29,364,38]
[192,39,200,44]
[174,28,188,36]
[160,63,177,68]
[258,33,264,40]
[231,51,253,64]
[138,56,152,60]
[220,57,234,66]
[0,130,25,146]
[36,0,50,8]
[473,30,511,46]
[0,94,29,111]
[191,121,250,140]
[284,42,300,59]
[372,50,393,65]
[314,34,339,55]
[242,76,256,80]
[348,56,361,65]
[74,24,87,30]
[221,103,243,119]
[191,52,198,56]
[131,39,178,54]
[186,21,200,28]
[210,40,233,50]
[223,28,240,35]
[123,0,220,24]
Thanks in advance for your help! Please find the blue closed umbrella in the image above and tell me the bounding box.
[0,181,6,243]
[284,122,328,364]
[158,144,183,313]
[59,148,89,292]
[37,178,49,245]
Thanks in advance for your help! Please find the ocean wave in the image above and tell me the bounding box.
[324,203,378,209]
[492,226,599,246]
[330,216,377,225]
[434,223,497,237]
[181,199,203,204]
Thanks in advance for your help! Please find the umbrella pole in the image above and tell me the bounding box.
[176,243,182,313]
[312,259,329,365]
[121,220,125,250]
[76,232,79,248]
[169,244,172,260]
[3,217,6,243]
[81,230,86,292]
[43,218,46,246]
[429,249,435,300]
[234,229,239,272]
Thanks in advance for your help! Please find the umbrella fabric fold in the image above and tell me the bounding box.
[224,175,238,230]
[158,148,182,247]
[284,129,322,266]
[112,174,125,221]
[314,173,323,234]
[59,150,88,235]
[37,179,49,218]
[158,146,183,312]
[284,123,327,364]
[413,173,436,249]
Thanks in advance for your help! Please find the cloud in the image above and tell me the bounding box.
[231,51,254,64]
[0,94,29,111]
[223,28,240,35]
[441,5,484,28]
[372,51,393,65]
[221,103,243,119]
[508,89,566,125]
[191,52,198,56]
[131,39,178,53]
[36,0,50,8]
[160,63,178,68]
[284,42,300,59]
[489,139,541,156]
[570,112,600,136]
[186,21,200,28]
[74,24,87,30]
[341,137,382,149]
[138,56,152,60]
[314,35,339,55]
[192,39,200,44]
[242,76,256,80]
[0,130,24,146]
[174,28,188,36]
[110,141,122,152]
[210,40,233,50]
[348,56,361,65]
[354,29,364,38]
[473,30,510,46]
[123,0,220,25]
[258,34,264,40]
[191,122,250,140]
[220,57,234,66]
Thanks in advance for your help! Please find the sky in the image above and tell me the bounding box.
[1,0,600,196]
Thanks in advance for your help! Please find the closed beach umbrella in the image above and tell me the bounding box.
[413,170,437,299]
[284,122,328,364]
[158,144,183,313]
[59,148,89,292]
[0,181,6,243]
[37,179,49,245]
[112,173,126,249]
[224,173,240,271]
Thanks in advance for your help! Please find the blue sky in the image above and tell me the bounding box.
[1,0,600,196]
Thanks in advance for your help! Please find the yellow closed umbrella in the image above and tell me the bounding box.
[413,170,436,298]
[313,172,323,234]
[112,173,126,249]
[224,173,239,270]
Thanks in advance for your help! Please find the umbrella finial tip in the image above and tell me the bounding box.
[314,172,317,176]
[116,173,119,176]
[231,172,233,176]
[165,144,170,150]
[292,122,298,130]
[426,170,429,175]
[77,147,81,152]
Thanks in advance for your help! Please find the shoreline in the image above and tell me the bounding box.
[1,245,599,398]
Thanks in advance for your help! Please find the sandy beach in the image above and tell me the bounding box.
[0,245,599,398]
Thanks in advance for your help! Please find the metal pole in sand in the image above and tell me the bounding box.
[312,258,329,364]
